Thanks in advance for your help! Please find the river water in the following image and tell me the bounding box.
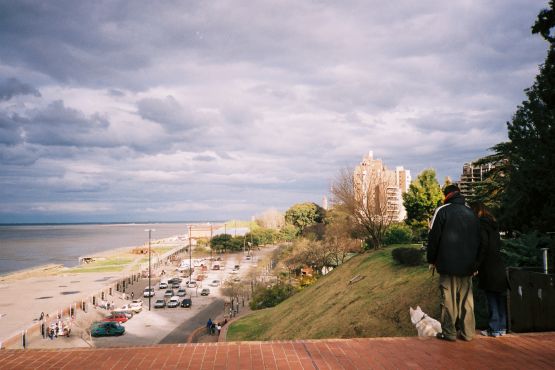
[0,223,195,275]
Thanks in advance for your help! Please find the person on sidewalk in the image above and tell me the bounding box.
[206,318,213,335]
[470,202,509,337]
[427,184,481,341]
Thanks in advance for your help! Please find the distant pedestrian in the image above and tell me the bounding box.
[131,292,134,300]
[470,202,509,337]
[216,323,222,335]
[206,318,213,334]
[39,312,44,321]
[427,184,481,341]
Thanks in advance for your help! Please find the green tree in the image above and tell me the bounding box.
[488,4,555,232]
[284,202,325,234]
[210,234,232,253]
[402,169,443,227]
[278,224,298,242]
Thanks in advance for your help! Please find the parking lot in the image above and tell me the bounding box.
[92,249,269,347]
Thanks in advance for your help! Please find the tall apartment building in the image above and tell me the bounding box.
[353,151,411,222]
[458,160,495,202]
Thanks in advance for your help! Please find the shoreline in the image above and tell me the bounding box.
[0,234,187,280]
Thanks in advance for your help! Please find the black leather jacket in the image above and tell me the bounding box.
[427,193,481,276]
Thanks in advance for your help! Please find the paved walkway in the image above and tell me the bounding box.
[0,332,553,369]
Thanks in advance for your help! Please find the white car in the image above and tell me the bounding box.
[159,281,168,289]
[209,280,220,287]
[143,287,155,298]
[117,304,142,314]
[130,299,144,308]
[186,281,197,288]
[167,296,180,308]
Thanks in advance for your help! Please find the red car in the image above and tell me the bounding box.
[102,313,128,323]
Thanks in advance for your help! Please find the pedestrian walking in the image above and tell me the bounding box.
[131,292,134,300]
[206,318,213,334]
[470,202,509,337]
[427,184,481,341]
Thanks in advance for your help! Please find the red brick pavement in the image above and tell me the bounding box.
[0,332,554,369]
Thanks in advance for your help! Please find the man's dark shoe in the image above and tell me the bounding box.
[436,332,456,342]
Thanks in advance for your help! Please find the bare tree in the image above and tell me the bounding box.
[324,210,362,265]
[331,167,396,249]
[255,208,285,229]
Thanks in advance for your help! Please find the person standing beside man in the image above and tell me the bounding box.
[427,184,481,341]
[470,202,508,337]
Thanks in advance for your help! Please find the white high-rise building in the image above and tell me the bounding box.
[353,151,410,222]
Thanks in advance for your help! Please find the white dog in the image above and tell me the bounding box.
[409,306,442,337]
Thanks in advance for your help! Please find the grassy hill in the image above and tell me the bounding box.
[227,245,441,340]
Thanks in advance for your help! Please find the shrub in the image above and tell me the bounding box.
[501,231,555,268]
[391,247,424,266]
[249,283,297,310]
[384,224,413,245]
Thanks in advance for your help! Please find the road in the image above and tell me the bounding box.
[92,245,277,347]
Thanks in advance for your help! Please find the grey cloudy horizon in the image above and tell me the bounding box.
[0,0,549,223]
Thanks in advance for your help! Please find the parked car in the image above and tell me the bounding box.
[164,289,174,297]
[130,299,144,309]
[143,287,155,298]
[102,313,128,323]
[181,298,192,308]
[233,265,240,271]
[167,296,180,308]
[171,282,181,289]
[209,280,220,287]
[200,288,210,296]
[91,322,125,337]
[212,264,220,270]
[233,277,241,282]
[118,304,142,314]
[186,281,197,288]
[112,309,133,319]
[154,299,166,309]
[159,281,168,289]
[176,288,187,296]
[168,277,182,284]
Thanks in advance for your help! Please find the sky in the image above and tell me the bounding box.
[0,0,549,223]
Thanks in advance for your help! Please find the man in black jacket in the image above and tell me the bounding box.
[427,184,480,341]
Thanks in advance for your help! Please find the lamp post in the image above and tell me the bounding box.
[188,225,192,283]
[145,228,155,311]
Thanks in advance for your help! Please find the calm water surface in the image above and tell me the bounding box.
[0,223,192,275]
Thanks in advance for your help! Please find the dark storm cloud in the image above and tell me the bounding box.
[0,113,23,145]
[136,96,199,133]
[0,78,41,100]
[22,100,116,147]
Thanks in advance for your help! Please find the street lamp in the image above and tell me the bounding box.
[145,228,155,311]
[188,225,192,284]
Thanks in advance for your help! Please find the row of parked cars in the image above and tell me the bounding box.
[91,299,144,337]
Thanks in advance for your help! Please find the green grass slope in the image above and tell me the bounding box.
[227,245,441,341]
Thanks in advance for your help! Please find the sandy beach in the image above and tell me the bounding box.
[0,235,189,348]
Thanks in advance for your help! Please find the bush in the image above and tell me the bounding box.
[391,247,424,266]
[249,283,297,310]
[501,231,555,268]
[384,224,413,245]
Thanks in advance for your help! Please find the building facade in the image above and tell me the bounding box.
[353,151,411,222]
[458,160,495,203]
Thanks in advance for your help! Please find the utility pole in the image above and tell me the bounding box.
[210,224,213,260]
[145,228,155,311]
[188,225,192,282]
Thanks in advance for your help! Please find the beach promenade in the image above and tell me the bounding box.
[0,237,188,348]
